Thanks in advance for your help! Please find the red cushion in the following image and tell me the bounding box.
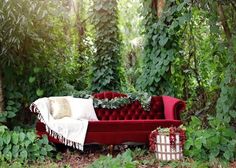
[87,120,181,132]
[95,98,165,120]
[36,120,182,145]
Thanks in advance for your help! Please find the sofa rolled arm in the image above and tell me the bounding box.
[162,96,186,120]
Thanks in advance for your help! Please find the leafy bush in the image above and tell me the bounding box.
[88,149,137,168]
[184,117,236,162]
[0,126,54,163]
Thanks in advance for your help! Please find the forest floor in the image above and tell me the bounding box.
[30,145,236,168]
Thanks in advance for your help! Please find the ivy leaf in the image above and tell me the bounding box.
[29,76,36,83]
[27,132,36,142]
[0,125,8,133]
[12,132,19,145]
[33,67,40,73]
[195,139,202,150]
[41,148,47,156]
[210,148,220,157]
[177,2,185,12]
[3,145,11,155]
[229,110,236,118]
[223,150,231,161]
[222,127,236,138]
[7,100,15,106]
[7,112,16,118]
[3,133,11,145]
[24,140,31,147]
[20,150,28,160]
[5,152,12,161]
[6,106,12,111]
[12,145,20,158]
[170,21,179,29]
[184,139,193,150]
[178,15,187,25]
[159,36,168,46]
[36,89,44,97]
[19,132,25,142]
[152,35,158,41]
[30,144,40,152]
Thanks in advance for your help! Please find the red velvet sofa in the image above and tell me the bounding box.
[34,91,186,145]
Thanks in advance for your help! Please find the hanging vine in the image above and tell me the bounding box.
[90,0,124,92]
[137,0,191,95]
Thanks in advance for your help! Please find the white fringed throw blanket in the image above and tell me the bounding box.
[30,97,98,151]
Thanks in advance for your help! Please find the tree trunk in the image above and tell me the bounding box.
[217,2,232,44]
[0,70,4,113]
[157,0,166,18]
[152,0,166,18]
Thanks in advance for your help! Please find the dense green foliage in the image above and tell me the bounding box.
[137,0,190,95]
[0,0,83,124]
[185,117,236,161]
[90,0,124,92]
[88,148,151,168]
[183,1,236,162]
[0,126,53,162]
[89,149,137,168]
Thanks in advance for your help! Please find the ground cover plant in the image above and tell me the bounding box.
[0,0,236,167]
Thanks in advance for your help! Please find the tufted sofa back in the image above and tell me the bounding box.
[93,91,165,120]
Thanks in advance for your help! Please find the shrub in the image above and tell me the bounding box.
[184,116,236,162]
[88,149,137,168]
[0,126,54,163]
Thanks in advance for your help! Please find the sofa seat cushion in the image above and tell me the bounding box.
[87,120,182,132]
[85,120,182,144]
[36,119,182,145]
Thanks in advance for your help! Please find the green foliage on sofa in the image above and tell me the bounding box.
[90,0,125,92]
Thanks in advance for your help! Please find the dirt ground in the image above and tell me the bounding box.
[48,145,236,168]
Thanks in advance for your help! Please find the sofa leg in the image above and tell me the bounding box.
[55,144,67,153]
[108,145,114,155]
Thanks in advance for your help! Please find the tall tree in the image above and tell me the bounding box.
[137,0,190,95]
[118,0,143,90]
[90,0,124,92]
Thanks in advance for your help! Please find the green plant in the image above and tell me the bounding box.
[90,0,125,92]
[88,149,137,168]
[0,90,22,122]
[0,126,54,163]
[184,116,236,162]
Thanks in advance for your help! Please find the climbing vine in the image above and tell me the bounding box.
[90,0,124,92]
[137,0,191,95]
[215,1,236,125]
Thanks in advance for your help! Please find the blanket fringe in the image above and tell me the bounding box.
[30,103,83,150]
